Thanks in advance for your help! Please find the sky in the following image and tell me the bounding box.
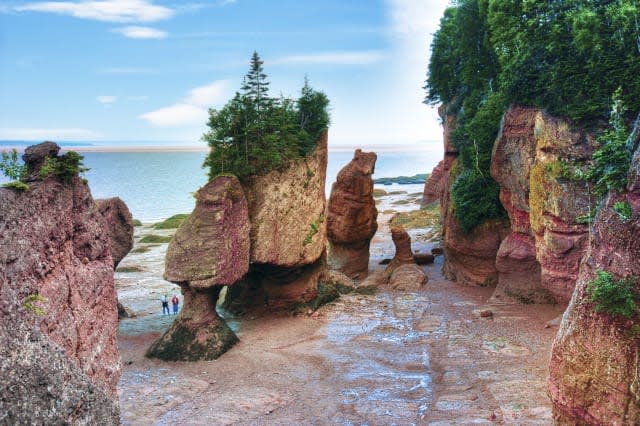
[0,0,449,148]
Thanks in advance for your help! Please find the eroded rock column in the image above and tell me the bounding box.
[386,225,427,291]
[327,149,378,279]
[147,175,250,361]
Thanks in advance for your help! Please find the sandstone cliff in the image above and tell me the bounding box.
[435,107,510,287]
[0,142,120,423]
[432,105,594,303]
[96,197,135,268]
[548,141,640,424]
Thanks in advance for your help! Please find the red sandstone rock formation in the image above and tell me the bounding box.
[386,225,416,274]
[421,159,444,206]
[388,264,428,291]
[0,142,120,423]
[96,197,134,268]
[548,142,640,424]
[432,106,510,287]
[148,175,249,360]
[490,106,553,303]
[327,149,378,278]
[530,111,595,304]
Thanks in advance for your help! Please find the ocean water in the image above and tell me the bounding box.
[2,147,440,222]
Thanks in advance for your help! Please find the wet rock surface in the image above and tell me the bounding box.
[116,188,557,425]
[327,149,378,278]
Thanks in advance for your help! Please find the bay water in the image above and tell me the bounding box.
[2,146,440,222]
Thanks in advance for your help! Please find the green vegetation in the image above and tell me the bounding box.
[613,201,633,221]
[1,149,29,190]
[139,234,173,244]
[586,270,638,319]
[115,265,145,273]
[132,219,143,226]
[131,246,152,254]
[303,215,324,246]
[203,52,330,181]
[153,214,189,229]
[373,174,428,185]
[390,204,441,231]
[23,293,46,316]
[39,151,89,184]
[427,0,640,232]
[373,188,388,197]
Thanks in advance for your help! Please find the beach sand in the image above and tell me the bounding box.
[116,189,558,425]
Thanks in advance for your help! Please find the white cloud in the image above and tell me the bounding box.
[274,51,385,66]
[15,0,174,23]
[185,80,229,107]
[97,95,117,104]
[140,103,206,127]
[140,80,230,127]
[0,127,99,140]
[113,25,167,39]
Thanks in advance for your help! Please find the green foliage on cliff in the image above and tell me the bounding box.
[426,0,640,232]
[40,151,89,184]
[203,52,330,181]
[0,149,26,181]
[587,270,638,319]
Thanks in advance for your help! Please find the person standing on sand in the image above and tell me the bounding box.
[161,294,170,315]
[171,294,179,315]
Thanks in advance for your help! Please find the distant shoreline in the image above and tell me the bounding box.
[1,143,441,154]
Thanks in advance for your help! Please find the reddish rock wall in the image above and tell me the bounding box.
[96,197,134,268]
[530,111,595,304]
[549,144,640,423]
[490,106,552,303]
[0,142,120,422]
[436,107,510,287]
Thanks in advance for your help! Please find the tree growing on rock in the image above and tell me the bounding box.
[203,51,330,181]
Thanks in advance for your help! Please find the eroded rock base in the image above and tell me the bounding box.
[146,287,238,361]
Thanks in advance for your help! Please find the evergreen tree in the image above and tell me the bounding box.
[203,52,330,181]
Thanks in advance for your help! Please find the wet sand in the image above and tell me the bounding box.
[116,190,560,425]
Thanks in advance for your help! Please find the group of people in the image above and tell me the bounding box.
[161,294,179,315]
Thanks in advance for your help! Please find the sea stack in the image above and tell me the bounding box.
[147,175,250,361]
[326,149,378,279]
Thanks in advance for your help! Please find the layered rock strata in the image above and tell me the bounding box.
[0,142,120,423]
[490,106,553,303]
[327,149,378,278]
[548,142,640,424]
[529,111,595,304]
[148,175,249,361]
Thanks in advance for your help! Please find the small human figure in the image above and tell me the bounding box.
[161,294,170,315]
[171,294,179,315]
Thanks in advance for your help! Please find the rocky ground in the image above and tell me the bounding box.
[116,186,561,425]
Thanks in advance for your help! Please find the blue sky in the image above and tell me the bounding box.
[0,0,449,147]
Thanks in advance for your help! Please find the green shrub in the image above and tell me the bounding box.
[139,234,172,244]
[132,219,143,226]
[451,169,505,233]
[2,181,30,191]
[612,201,633,221]
[40,151,89,183]
[586,270,638,318]
[0,149,26,181]
[153,214,189,229]
[23,293,46,316]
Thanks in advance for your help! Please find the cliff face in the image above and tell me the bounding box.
[530,111,595,304]
[436,107,510,287]
[432,105,594,304]
[548,143,640,424]
[489,106,552,303]
[0,143,120,423]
